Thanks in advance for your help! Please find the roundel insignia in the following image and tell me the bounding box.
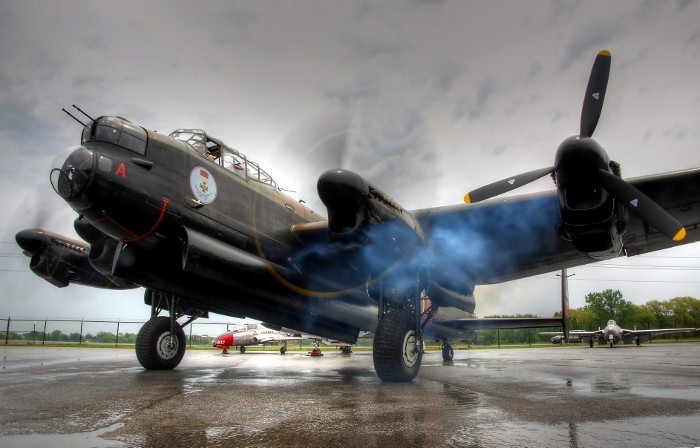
[190,167,218,204]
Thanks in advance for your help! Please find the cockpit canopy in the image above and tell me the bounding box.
[607,319,617,326]
[170,128,280,190]
[82,116,148,156]
[231,323,259,332]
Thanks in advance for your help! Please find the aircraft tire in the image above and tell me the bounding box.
[135,316,186,370]
[373,310,422,382]
[240,346,246,354]
[589,339,594,348]
[280,346,287,355]
[442,344,454,361]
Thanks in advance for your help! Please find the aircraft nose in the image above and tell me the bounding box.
[50,146,95,210]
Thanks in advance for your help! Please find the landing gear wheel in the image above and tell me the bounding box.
[373,310,422,382]
[609,342,614,348]
[442,343,454,361]
[589,339,594,348]
[136,316,186,370]
[280,346,287,355]
[636,337,641,346]
[240,346,246,354]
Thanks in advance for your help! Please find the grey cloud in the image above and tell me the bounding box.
[549,108,568,125]
[0,100,66,152]
[526,61,542,81]
[339,31,410,59]
[688,31,700,46]
[676,0,695,10]
[453,76,499,121]
[428,61,465,99]
[318,78,381,107]
[617,49,649,70]
[560,19,623,71]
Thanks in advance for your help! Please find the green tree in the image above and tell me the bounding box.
[565,307,597,330]
[584,289,634,325]
[49,329,66,341]
[94,331,117,343]
[667,296,700,327]
[629,305,655,330]
[642,300,673,328]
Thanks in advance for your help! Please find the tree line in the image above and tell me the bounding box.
[5,291,699,347]
[477,291,700,345]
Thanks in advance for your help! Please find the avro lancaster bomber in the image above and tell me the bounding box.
[16,50,700,381]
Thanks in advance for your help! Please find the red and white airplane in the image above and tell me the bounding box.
[212,322,354,355]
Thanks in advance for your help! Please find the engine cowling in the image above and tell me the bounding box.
[16,229,137,289]
[554,137,627,259]
[317,169,425,244]
[316,169,427,282]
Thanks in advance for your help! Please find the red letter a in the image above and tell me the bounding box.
[115,163,127,178]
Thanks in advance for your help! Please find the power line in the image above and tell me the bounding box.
[584,264,700,271]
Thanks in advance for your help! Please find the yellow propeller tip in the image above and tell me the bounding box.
[673,227,686,242]
[599,50,611,57]
[464,193,472,204]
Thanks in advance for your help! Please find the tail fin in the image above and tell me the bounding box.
[561,268,570,342]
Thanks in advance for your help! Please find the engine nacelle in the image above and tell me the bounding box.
[317,169,425,245]
[554,137,627,259]
[16,229,137,289]
[315,169,428,286]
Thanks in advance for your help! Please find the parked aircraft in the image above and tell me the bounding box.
[16,50,700,381]
[212,322,353,354]
[541,320,698,347]
[546,330,589,344]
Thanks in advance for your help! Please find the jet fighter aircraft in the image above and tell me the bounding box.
[16,50,700,382]
[541,320,698,347]
[212,322,354,354]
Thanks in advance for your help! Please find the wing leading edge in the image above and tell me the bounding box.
[416,168,700,286]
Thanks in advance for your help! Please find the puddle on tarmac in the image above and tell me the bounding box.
[0,423,124,448]
[631,386,700,401]
[444,413,700,448]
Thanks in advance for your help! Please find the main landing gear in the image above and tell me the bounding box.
[441,341,454,361]
[372,278,437,382]
[136,290,205,370]
[307,339,323,356]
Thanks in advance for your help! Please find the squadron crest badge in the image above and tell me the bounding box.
[190,167,217,204]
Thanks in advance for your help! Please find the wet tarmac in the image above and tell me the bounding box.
[1,343,699,447]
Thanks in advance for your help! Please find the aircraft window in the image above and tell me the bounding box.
[169,128,281,190]
[607,320,615,326]
[222,149,246,177]
[170,130,208,155]
[93,117,147,156]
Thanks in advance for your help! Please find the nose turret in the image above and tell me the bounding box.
[50,145,95,211]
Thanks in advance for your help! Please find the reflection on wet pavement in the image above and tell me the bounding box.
[1,344,699,447]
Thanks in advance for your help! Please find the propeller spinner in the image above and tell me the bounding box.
[465,50,685,242]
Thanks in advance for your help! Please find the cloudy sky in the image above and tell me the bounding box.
[1,0,699,324]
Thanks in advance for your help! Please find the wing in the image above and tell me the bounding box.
[415,168,700,285]
[441,317,563,331]
[257,333,309,343]
[539,330,599,337]
[622,327,698,337]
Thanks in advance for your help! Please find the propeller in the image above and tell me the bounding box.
[464,50,686,242]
